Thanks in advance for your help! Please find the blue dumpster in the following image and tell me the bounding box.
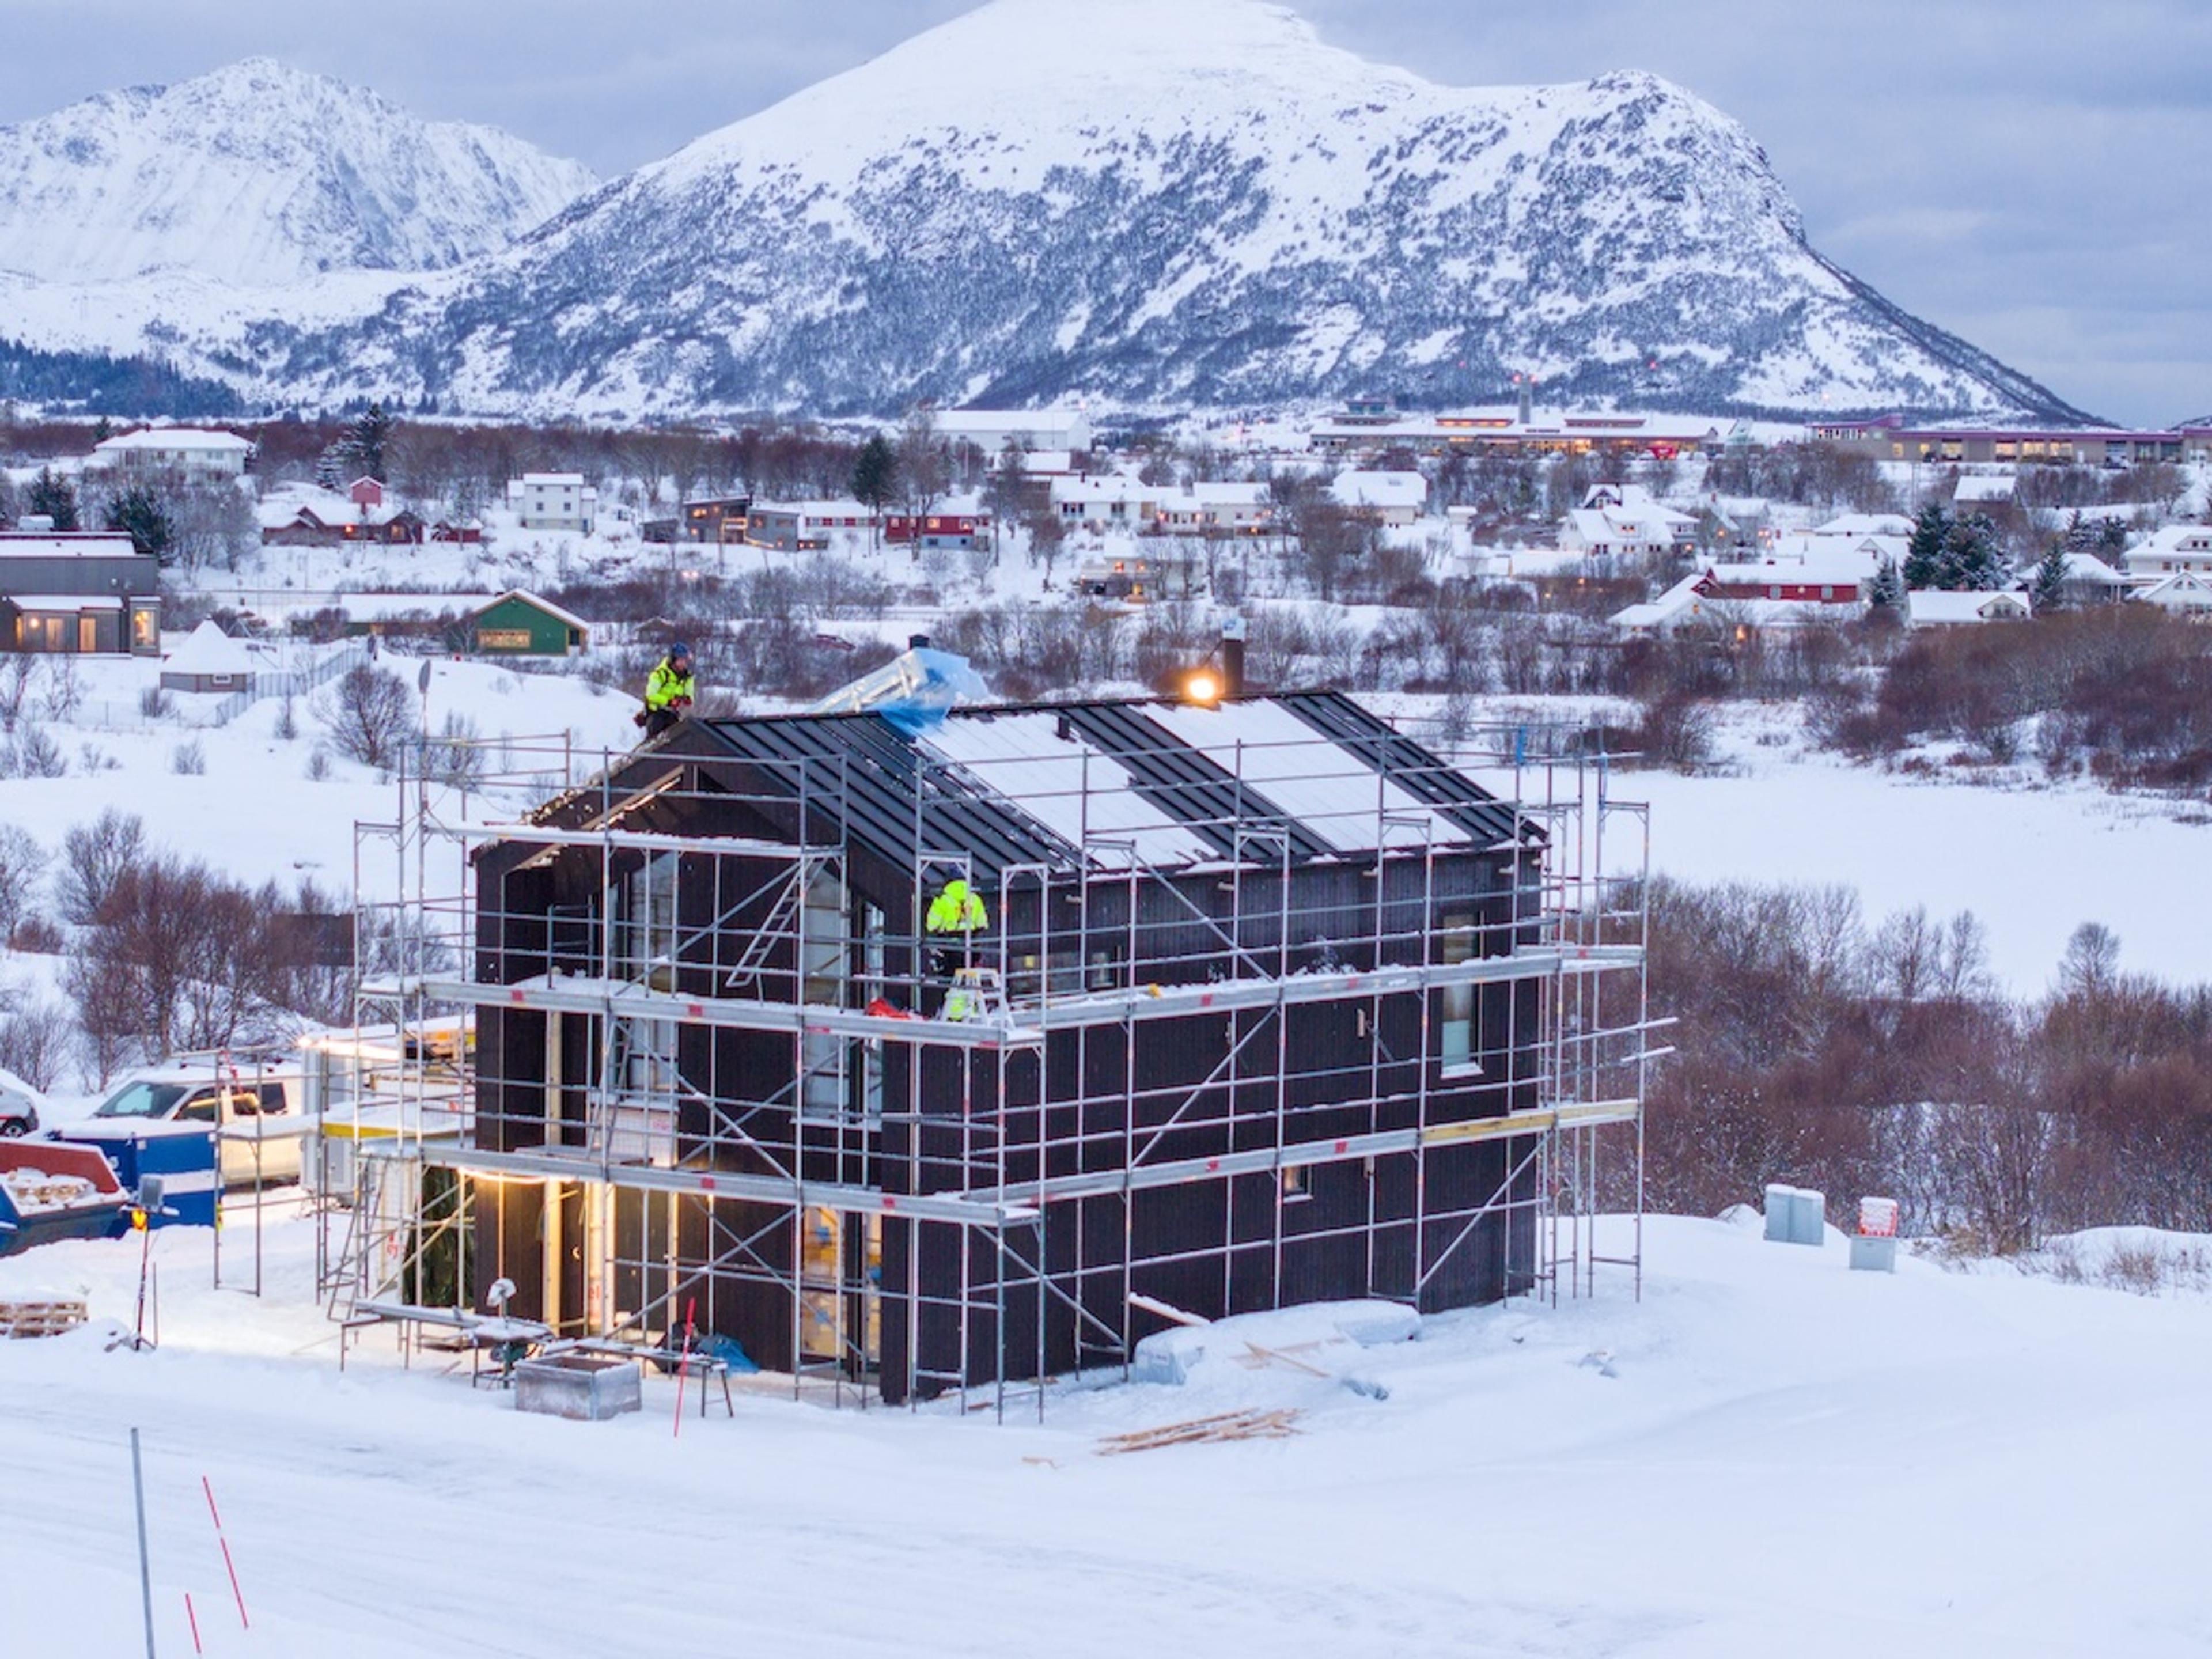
[0,1140,131,1256]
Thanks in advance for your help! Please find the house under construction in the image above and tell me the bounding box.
[328,685,1653,1416]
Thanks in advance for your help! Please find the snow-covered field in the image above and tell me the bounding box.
[3,1210,2207,1656]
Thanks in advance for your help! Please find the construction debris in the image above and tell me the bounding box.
[1096,1408,1302,1455]
[0,1299,89,1339]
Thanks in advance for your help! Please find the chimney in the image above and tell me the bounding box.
[1219,615,1247,699]
[907,632,931,651]
[1517,376,1533,426]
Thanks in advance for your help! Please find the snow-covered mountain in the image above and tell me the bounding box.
[0,59,596,286]
[0,2,2092,422]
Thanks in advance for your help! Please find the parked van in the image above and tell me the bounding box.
[87,1062,313,1188]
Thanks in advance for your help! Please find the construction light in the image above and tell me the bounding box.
[1183,670,1222,706]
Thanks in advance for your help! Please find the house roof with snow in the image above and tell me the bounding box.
[90,427,253,457]
[1952,476,2017,505]
[162,619,257,676]
[0,532,143,561]
[2133,571,2212,610]
[1906,589,2030,626]
[1812,512,1914,539]
[467,589,591,632]
[1330,471,1427,511]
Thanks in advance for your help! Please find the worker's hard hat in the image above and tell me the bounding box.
[669,639,692,658]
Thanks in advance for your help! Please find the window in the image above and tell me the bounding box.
[1438,912,1480,1076]
[1281,1165,1311,1203]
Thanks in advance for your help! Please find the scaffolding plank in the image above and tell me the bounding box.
[956,1099,1641,1207]
[411,1143,1011,1225]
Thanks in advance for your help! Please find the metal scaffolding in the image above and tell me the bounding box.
[317,704,1656,1419]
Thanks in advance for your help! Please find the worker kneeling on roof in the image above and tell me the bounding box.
[637,640,695,740]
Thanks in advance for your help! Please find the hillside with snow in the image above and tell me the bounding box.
[0,1,2089,422]
[0,58,595,287]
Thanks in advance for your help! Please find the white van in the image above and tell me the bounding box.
[88,1062,313,1188]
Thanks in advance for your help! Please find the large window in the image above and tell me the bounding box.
[1438,911,1480,1077]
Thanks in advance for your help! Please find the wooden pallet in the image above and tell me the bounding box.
[0,1300,89,1340]
[1097,1407,1301,1455]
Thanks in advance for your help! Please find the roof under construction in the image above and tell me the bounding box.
[691,689,1534,882]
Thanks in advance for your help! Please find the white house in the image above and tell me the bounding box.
[1810,512,1915,540]
[1329,470,1427,525]
[744,500,878,552]
[931,408,1092,456]
[1051,475,1164,527]
[1157,482,1274,534]
[1906,589,2031,629]
[506,472,598,535]
[1560,484,1696,558]
[1952,475,2018,507]
[2133,570,2212,614]
[2123,524,2212,580]
[85,426,253,480]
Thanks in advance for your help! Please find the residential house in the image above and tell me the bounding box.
[85,426,254,482]
[1952,475,2017,508]
[746,501,878,553]
[1611,550,1870,636]
[1330,471,1428,526]
[885,496,994,551]
[1560,486,1697,560]
[451,690,1575,1400]
[1051,475,1162,528]
[680,497,751,544]
[1906,589,2031,629]
[0,532,160,655]
[2123,524,2212,581]
[1075,555,1154,603]
[464,590,590,657]
[930,408,1092,455]
[1156,483,1273,535]
[506,473,598,535]
[2133,571,2212,615]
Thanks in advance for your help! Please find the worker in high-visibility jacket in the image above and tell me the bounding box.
[926,877,990,1018]
[637,641,695,740]
[926,878,989,936]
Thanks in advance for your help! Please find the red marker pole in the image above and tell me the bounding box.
[184,1592,204,1654]
[202,1476,249,1629]
[672,1297,698,1438]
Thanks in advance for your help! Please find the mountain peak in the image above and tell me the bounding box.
[0,59,595,286]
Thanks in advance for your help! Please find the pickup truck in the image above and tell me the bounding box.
[86,1063,312,1188]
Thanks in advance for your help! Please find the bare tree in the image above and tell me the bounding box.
[60,809,146,925]
[0,825,46,941]
[319,662,415,769]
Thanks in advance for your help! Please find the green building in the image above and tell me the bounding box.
[464,590,589,657]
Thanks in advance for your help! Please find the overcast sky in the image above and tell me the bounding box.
[4,0,2205,426]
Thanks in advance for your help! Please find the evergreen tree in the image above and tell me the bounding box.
[1949,512,2009,590]
[104,484,176,565]
[90,415,113,443]
[314,442,347,491]
[1866,555,1904,611]
[25,467,77,531]
[2030,541,2070,613]
[850,433,898,547]
[342,401,393,482]
[1903,502,1948,589]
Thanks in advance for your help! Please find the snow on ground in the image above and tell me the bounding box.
[3,1210,2209,1656]
[1410,695,2212,995]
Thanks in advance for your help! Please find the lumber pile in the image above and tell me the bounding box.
[1096,1407,1301,1455]
[0,1299,89,1340]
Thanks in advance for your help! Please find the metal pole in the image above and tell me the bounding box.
[130,1427,157,1659]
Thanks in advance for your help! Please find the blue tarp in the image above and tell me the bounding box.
[874,649,986,738]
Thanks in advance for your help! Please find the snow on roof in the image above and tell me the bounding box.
[472,589,590,632]
[2056,552,2126,584]
[514,472,586,486]
[750,498,877,517]
[3,592,134,610]
[1907,589,2029,624]
[162,618,257,676]
[335,592,501,622]
[1812,512,1914,539]
[2134,572,2212,609]
[1330,470,1426,509]
[920,710,1216,869]
[1610,572,1707,629]
[1188,481,1270,506]
[931,407,1088,435]
[256,487,363,529]
[92,427,252,454]
[0,532,143,560]
[1137,699,1467,854]
[1952,476,2017,504]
